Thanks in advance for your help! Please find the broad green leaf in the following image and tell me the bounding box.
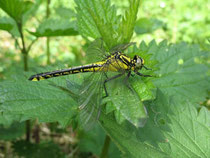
[135,18,166,35]
[146,40,209,104]
[0,122,25,140]
[55,6,76,19]
[22,0,42,24]
[100,90,172,158]
[100,90,210,158]
[130,78,157,101]
[0,16,20,36]
[28,19,78,37]
[100,110,169,158]
[0,0,33,23]
[12,140,65,158]
[117,0,140,43]
[75,0,120,49]
[75,0,140,49]
[0,79,78,127]
[161,103,210,158]
[107,77,148,128]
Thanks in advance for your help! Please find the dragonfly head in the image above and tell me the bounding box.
[133,55,144,70]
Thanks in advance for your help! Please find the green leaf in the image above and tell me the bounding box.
[0,16,13,31]
[100,90,172,158]
[0,122,25,140]
[0,0,33,23]
[12,140,65,158]
[131,78,157,101]
[55,6,76,19]
[135,18,166,35]
[107,77,148,128]
[100,90,210,158]
[0,16,20,36]
[117,0,140,43]
[148,41,210,104]
[75,0,120,49]
[100,111,169,158]
[22,0,42,24]
[161,103,210,158]
[29,19,79,37]
[0,79,78,127]
[75,0,140,49]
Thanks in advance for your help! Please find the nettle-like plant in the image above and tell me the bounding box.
[0,0,209,157]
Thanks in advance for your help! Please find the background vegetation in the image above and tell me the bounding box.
[0,0,209,158]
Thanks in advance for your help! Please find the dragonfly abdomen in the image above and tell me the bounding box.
[29,63,104,81]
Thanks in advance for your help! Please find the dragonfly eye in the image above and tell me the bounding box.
[134,55,144,69]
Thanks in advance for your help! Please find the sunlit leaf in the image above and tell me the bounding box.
[75,0,140,49]
[135,18,166,35]
[107,77,148,128]
[55,6,76,19]
[148,40,209,104]
[0,16,19,36]
[29,19,78,37]
[0,79,78,127]
[0,0,33,23]
[117,0,140,43]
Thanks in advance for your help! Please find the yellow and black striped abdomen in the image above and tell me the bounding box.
[29,63,104,81]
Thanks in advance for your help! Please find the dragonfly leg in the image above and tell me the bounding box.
[103,73,124,98]
[131,73,135,77]
[143,65,152,70]
[123,71,134,91]
[123,71,131,83]
[135,71,152,77]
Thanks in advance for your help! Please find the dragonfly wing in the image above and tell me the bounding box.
[78,68,106,130]
[110,42,136,53]
[85,38,107,63]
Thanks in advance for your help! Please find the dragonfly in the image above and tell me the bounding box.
[29,40,152,127]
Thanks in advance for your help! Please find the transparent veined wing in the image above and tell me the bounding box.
[85,38,107,63]
[110,42,136,54]
[78,66,107,130]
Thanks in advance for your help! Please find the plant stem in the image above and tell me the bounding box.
[100,135,111,158]
[46,0,51,65]
[23,52,28,71]
[17,22,28,71]
[34,120,40,144]
[47,37,50,64]
[17,21,31,142]
[26,120,31,142]
[46,0,50,18]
